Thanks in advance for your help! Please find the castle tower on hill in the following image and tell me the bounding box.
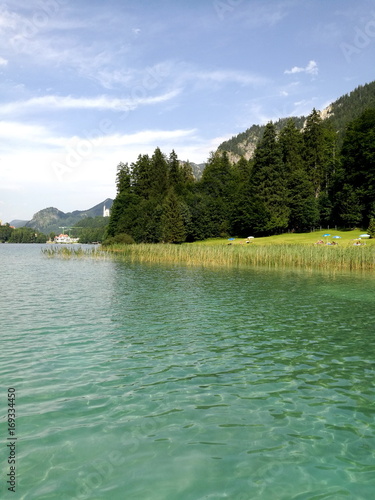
[103,205,110,217]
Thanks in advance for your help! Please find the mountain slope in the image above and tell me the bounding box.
[23,198,113,234]
[9,219,30,228]
[217,80,375,162]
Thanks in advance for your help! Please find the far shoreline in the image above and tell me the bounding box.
[41,229,375,273]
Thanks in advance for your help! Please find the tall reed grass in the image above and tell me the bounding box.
[41,243,374,271]
[42,246,104,259]
[102,243,375,272]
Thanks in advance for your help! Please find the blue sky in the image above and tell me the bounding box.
[1,0,375,222]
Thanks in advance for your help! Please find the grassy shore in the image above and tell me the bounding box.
[195,229,375,247]
[43,230,375,272]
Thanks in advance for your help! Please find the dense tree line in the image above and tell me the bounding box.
[107,108,375,243]
[72,216,109,243]
[326,82,375,145]
[0,225,47,243]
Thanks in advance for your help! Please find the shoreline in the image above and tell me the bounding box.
[42,243,375,272]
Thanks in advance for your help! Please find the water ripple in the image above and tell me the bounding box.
[1,246,375,499]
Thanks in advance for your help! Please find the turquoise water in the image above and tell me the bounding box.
[1,244,375,500]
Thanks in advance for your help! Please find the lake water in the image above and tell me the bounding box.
[1,244,375,500]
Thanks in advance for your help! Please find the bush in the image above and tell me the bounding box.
[102,233,135,246]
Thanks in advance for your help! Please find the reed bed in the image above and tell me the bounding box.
[42,246,105,259]
[102,243,375,272]
[42,243,375,271]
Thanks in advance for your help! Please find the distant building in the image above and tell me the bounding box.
[54,234,79,244]
[103,205,110,217]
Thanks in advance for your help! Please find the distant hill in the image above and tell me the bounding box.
[69,198,113,218]
[9,219,29,228]
[12,198,114,234]
[217,80,375,162]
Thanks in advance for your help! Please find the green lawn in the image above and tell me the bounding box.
[191,230,374,247]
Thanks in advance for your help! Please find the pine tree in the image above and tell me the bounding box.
[302,109,326,198]
[161,189,186,243]
[250,122,289,234]
[107,162,132,237]
[200,151,233,199]
[279,120,318,231]
[131,154,152,199]
[115,162,131,193]
[168,149,181,187]
[337,109,375,227]
[235,156,252,183]
[230,157,254,236]
[150,147,169,199]
[199,151,234,236]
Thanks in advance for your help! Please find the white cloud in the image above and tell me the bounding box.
[195,69,267,86]
[294,99,309,107]
[95,61,175,90]
[97,129,197,147]
[0,126,206,219]
[0,7,21,33]
[284,60,318,76]
[94,69,134,89]
[176,62,267,87]
[0,6,130,87]
[0,56,7,66]
[96,62,268,92]
[52,128,199,165]
[290,98,318,116]
[244,102,275,125]
[0,121,52,141]
[0,90,181,116]
[0,120,199,160]
[305,60,319,75]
